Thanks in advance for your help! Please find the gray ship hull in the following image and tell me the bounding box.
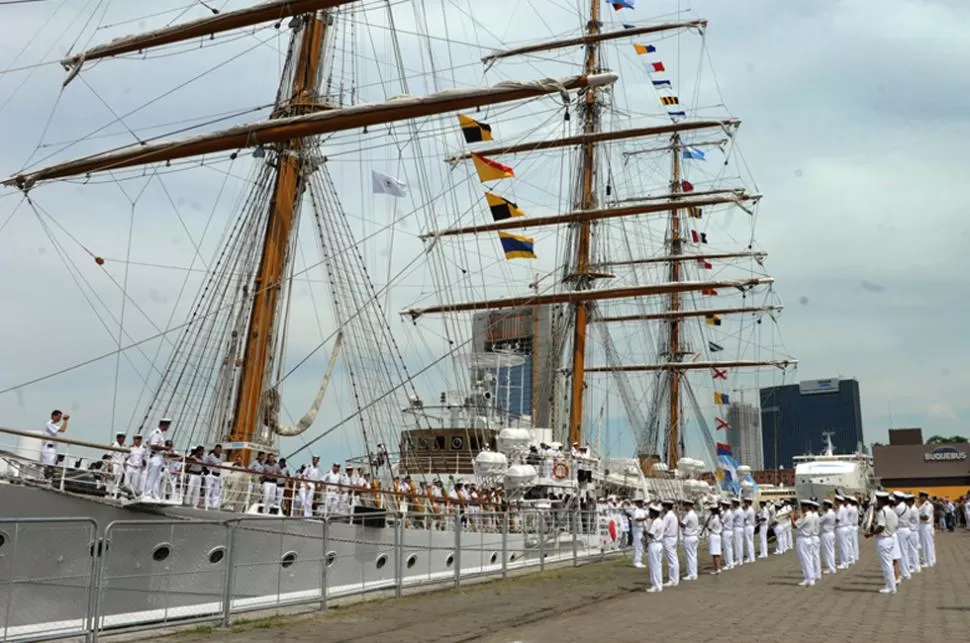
[0,482,601,639]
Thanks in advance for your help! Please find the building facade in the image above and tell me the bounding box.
[759,377,865,469]
[725,402,764,469]
[471,306,553,426]
[873,428,970,500]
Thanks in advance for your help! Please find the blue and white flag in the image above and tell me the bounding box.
[652,79,672,90]
[683,146,706,160]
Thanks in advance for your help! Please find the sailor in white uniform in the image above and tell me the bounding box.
[123,435,145,495]
[889,491,911,582]
[300,456,321,517]
[809,500,822,580]
[707,503,723,574]
[834,495,851,569]
[322,463,343,517]
[819,499,838,574]
[630,499,647,568]
[771,501,786,554]
[720,499,735,569]
[644,503,665,593]
[917,491,936,567]
[183,446,206,507]
[902,493,921,575]
[679,499,700,581]
[660,499,680,587]
[742,498,756,563]
[757,501,770,559]
[108,432,127,498]
[731,498,745,567]
[142,418,171,500]
[41,410,70,468]
[847,496,860,563]
[866,490,898,594]
[203,444,223,510]
[793,499,818,587]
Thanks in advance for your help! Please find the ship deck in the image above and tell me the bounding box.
[141,530,970,643]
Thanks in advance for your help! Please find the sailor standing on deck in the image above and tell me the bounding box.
[143,418,171,500]
[742,498,756,563]
[203,444,223,510]
[183,446,205,508]
[300,456,321,517]
[41,410,70,471]
[322,463,342,517]
[917,491,936,567]
[124,435,145,495]
[679,499,699,581]
[757,501,770,559]
[902,493,921,575]
[720,499,735,569]
[731,498,745,567]
[865,491,898,594]
[645,503,665,593]
[819,499,837,575]
[707,503,723,575]
[792,499,818,587]
[109,432,127,498]
[661,499,680,587]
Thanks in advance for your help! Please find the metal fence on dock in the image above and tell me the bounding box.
[0,510,631,642]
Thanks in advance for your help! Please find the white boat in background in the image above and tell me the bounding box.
[793,432,875,500]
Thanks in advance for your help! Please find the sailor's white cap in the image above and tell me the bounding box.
[918,490,929,497]
[649,503,663,512]
[875,491,891,499]
[681,498,694,505]
[822,499,833,506]
[800,499,818,507]
[719,499,731,506]
[834,494,845,501]
[115,431,125,437]
[159,417,172,423]
[660,498,674,506]
[892,490,906,499]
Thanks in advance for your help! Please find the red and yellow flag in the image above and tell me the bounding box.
[471,153,514,182]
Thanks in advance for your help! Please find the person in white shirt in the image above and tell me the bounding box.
[630,499,647,568]
[720,499,735,569]
[41,409,70,468]
[183,445,206,508]
[890,491,911,582]
[834,495,851,569]
[300,456,321,517]
[742,498,757,563]
[847,496,860,563]
[792,499,819,587]
[679,499,700,581]
[322,463,343,516]
[706,504,723,575]
[142,418,171,500]
[644,504,665,593]
[124,435,145,495]
[771,501,786,554]
[660,499,680,587]
[757,501,770,559]
[902,494,920,574]
[916,490,936,567]
[108,432,127,498]
[819,499,838,574]
[731,498,745,567]
[866,491,898,594]
[203,444,224,510]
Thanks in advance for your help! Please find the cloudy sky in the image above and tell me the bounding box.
[0,0,967,470]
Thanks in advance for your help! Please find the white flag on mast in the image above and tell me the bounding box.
[371,170,408,197]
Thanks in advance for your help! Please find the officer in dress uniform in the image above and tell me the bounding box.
[902,493,921,575]
[644,503,665,593]
[322,463,342,517]
[183,446,206,508]
[866,490,898,594]
[809,500,822,580]
[834,495,850,569]
[742,497,756,563]
[142,418,171,500]
[819,499,838,575]
[300,456,321,517]
[731,498,745,567]
[660,499,680,587]
[630,499,646,568]
[260,455,282,513]
[891,491,912,582]
[846,496,860,563]
[720,499,735,569]
[108,432,127,498]
[917,491,936,568]
[203,444,223,510]
[124,435,145,495]
[41,410,70,470]
[792,499,818,587]
[707,503,723,575]
[679,499,700,581]
[757,500,770,559]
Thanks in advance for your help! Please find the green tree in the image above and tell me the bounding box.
[926,435,969,445]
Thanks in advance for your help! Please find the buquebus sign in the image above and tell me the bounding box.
[923,446,968,462]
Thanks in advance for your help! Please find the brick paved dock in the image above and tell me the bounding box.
[161,530,970,643]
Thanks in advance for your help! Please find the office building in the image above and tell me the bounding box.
[725,402,764,469]
[471,306,553,426]
[759,377,864,469]
[873,428,970,500]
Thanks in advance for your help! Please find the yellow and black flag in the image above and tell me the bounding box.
[458,114,493,143]
[660,96,679,106]
[485,192,525,221]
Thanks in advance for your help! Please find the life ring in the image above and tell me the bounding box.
[552,461,570,480]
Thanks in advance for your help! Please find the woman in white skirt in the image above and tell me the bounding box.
[707,503,723,574]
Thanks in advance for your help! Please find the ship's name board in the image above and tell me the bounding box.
[923,448,968,462]
[798,378,839,395]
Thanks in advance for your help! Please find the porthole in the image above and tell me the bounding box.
[508,553,517,562]
[376,553,388,570]
[325,551,337,567]
[406,554,417,569]
[208,547,225,564]
[489,552,498,564]
[445,553,454,568]
[281,551,298,568]
[0,531,7,550]
[152,543,172,562]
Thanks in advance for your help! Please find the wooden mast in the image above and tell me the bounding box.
[567,0,602,448]
[229,13,327,461]
[667,133,683,469]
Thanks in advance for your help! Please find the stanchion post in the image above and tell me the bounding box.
[394,514,403,598]
[221,520,237,628]
[501,512,509,579]
[539,509,545,572]
[453,516,462,589]
[321,517,329,611]
[572,507,579,566]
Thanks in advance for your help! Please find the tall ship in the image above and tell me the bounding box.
[793,432,875,500]
[0,0,794,634]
